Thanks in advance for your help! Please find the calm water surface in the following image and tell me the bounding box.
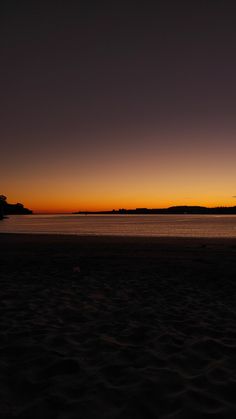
[1,214,236,237]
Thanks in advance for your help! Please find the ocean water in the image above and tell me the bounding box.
[1,214,236,237]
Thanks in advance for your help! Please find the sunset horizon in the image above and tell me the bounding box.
[3,194,236,214]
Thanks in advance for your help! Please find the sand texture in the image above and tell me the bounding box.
[1,234,236,418]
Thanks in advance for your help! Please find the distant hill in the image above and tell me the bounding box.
[0,195,33,218]
[74,206,236,215]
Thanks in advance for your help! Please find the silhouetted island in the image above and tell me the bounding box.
[0,195,33,218]
[74,206,236,215]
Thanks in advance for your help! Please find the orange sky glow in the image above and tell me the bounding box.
[2,3,236,213]
[3,129,236,213]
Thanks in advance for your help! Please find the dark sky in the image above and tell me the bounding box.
[1,1,236,211]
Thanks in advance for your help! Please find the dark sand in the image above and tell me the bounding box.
[1,234,236,418]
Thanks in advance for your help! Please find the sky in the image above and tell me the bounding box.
[1,1,236,212]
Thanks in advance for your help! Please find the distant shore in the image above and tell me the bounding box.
[74,205,236,215]
[1,233,236,418]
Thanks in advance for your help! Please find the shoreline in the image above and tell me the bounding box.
[2,231,236,240]
[1,233,236,418]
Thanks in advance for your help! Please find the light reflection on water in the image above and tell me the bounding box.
[1,214,236,237]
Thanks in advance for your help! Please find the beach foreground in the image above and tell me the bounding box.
[1,234,236,418]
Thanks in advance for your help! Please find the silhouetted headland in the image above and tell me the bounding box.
[74,205,236,215]
[0,195,32,218]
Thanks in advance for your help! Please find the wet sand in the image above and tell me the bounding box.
[1,233,236,418]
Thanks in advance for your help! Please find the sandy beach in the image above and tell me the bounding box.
[1,233,236,418]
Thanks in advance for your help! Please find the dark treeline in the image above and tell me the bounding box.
[0,195,32,218]
[75,206,236,215]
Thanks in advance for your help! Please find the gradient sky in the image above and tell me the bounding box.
[1,1,236,212]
